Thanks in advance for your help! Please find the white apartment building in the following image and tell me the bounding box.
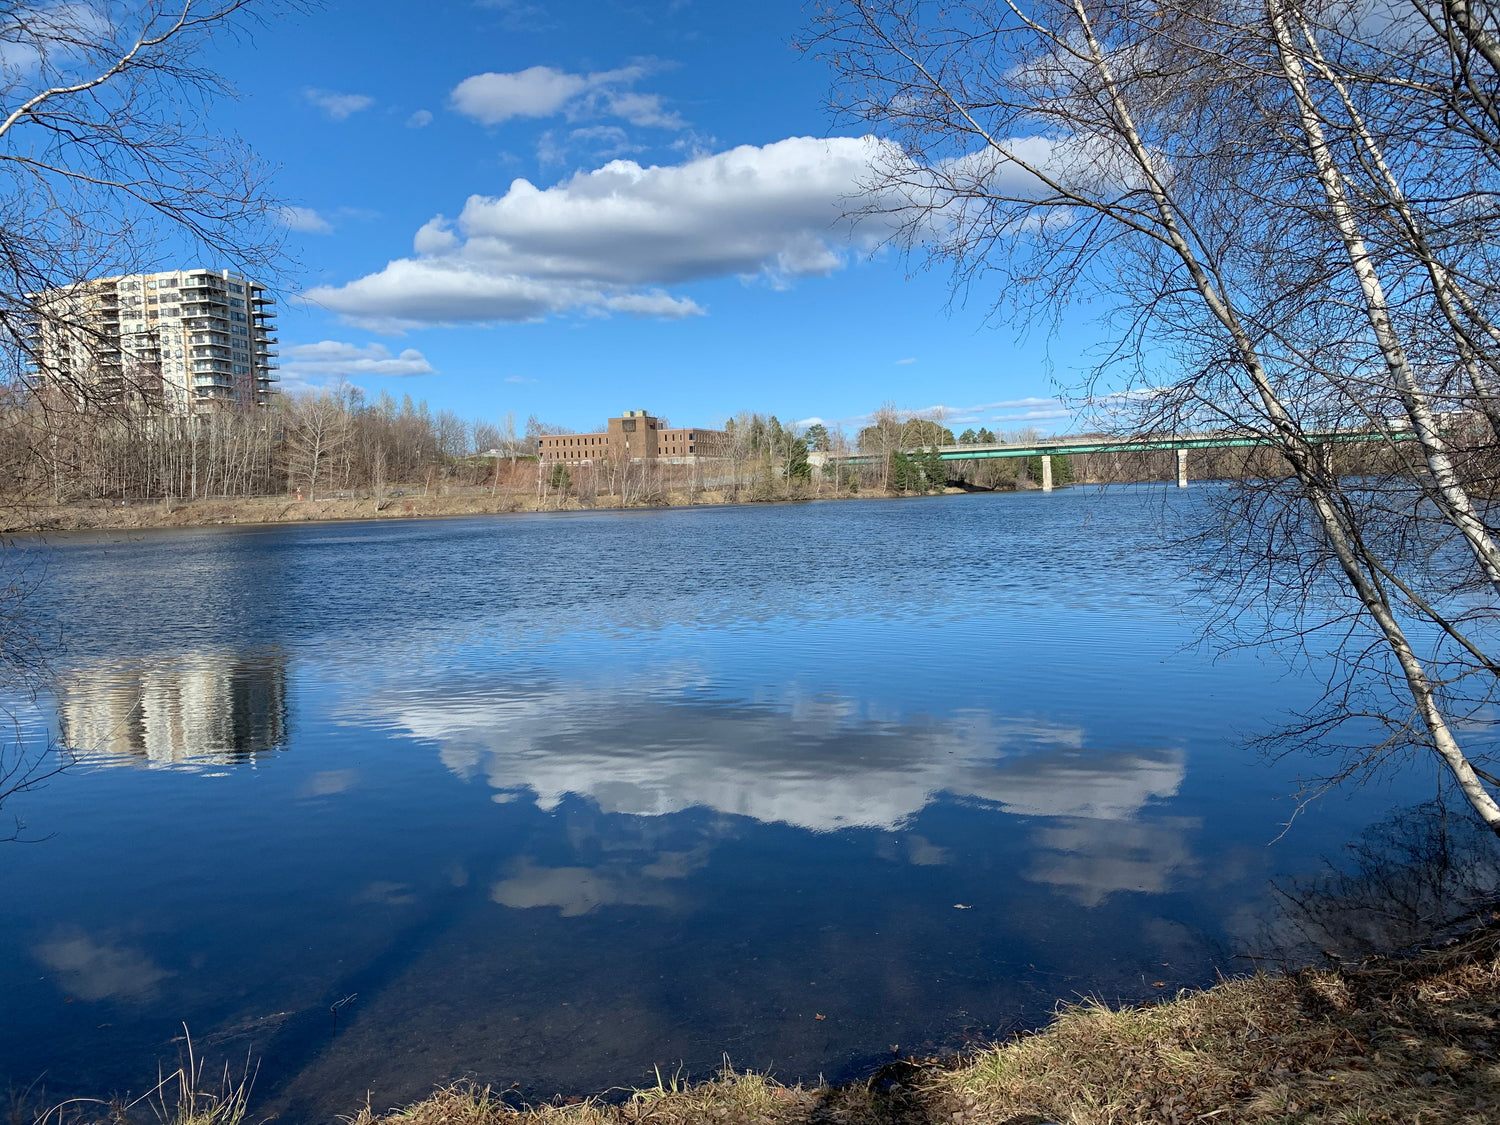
[30,267,278,414]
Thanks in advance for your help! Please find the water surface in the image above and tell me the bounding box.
[0,488,1438,1120]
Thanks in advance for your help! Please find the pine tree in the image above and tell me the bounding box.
[787,438,811,481]
[891,451,913,492]
[923,447,947,491]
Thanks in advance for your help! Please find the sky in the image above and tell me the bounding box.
[204,0,1105,435]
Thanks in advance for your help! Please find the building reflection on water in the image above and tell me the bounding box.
[56,648,290,767]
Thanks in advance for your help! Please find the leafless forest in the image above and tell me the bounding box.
[0,382,1387,522]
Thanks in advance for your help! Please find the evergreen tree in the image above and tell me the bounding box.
[976,427,997,444]
[958,428,977,445]
[923,448,947,491]
[891,451,914,491]
[787,438,811,481]
[804,423,830,452]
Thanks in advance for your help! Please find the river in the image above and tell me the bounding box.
[0,487,1448,1120]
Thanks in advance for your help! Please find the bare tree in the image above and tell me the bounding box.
[813,0,1500,834]
[283,390,346,501]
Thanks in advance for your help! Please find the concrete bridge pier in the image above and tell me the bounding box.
[1041,454,1054,492]
[1176,448,1189,488]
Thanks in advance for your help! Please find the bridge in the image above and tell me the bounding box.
[812,429,1415,491]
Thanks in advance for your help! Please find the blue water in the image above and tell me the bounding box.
[0,488,1436,1120]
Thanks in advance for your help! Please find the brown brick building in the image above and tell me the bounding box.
[538,410,728,465]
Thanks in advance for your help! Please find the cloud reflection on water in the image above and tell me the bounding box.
[33,930,171,1002]
[364,681,1184,832]
[354,674,1195,908]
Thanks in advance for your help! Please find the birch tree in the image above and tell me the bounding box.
[814,0,1500,834]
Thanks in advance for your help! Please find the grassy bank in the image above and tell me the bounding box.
[0,484,1013,534]
[347,920,1500,1125]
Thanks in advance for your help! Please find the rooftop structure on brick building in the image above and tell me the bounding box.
[537,410,728,465]
[27,268,278,415]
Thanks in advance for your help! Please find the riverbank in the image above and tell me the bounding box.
[349,919,1499,1125]
[0,484,1012,533]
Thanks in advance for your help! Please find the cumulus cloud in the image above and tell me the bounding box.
[278,205,333,234]
[449,63,683,129]
[452,65,587,123]
[304,136,904,330]
[407,109,434,128]
[280,341,436,382]
[304,87,375,121]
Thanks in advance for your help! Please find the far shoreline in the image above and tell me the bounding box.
[0,482,1074,537]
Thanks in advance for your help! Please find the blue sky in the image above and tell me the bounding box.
[207,0,1103,435]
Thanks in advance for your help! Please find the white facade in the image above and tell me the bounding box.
[31,267,278,413]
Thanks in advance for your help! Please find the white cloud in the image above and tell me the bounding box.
[826,398,1073,433]
[278,205,333,234]
[407,109,434,128]
[603,88,683,129]
[539,124,643,167]
[304,87,375,121]
[280,340,436,382]
[988,408,1073,423]
[449,62,684,130]
[452,65,589,123]
[304,136,901,330]
[895,357,916,365]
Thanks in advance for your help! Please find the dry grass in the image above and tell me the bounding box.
[2,481,977,533]
[345,1070,822,1125]
[0,488,848,533]
[356,921,1500,1125]
[33,1028,255,1125]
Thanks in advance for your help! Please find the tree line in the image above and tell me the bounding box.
[5,386,1342,517]
[0,384,541,510]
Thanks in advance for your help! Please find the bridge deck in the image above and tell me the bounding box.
[819,429,1415,463]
